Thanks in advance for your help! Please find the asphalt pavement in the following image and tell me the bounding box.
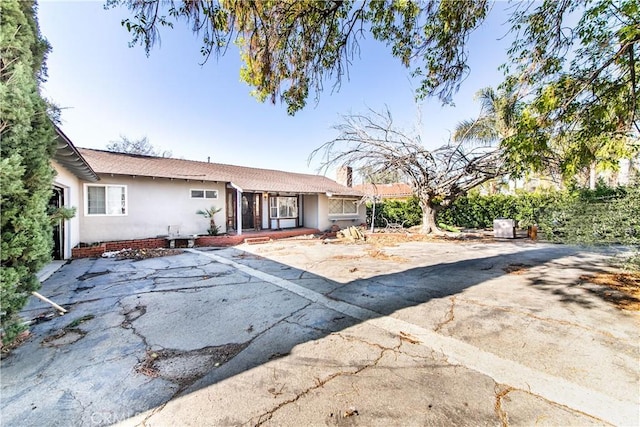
[1,238,638,426]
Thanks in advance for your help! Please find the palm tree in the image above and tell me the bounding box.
[454,87,523,193]
[454,87,519,146]
[196,206,223,235]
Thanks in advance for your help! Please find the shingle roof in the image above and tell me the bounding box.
[352,182,413,198]
[78,148,362,196]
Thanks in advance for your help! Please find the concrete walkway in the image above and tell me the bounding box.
[1,239,638,426]
[36,260,67,282]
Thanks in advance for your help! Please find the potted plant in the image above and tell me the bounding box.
[196,206,223,235]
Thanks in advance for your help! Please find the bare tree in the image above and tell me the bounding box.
[310,108,507,234]
[106,135,172,157]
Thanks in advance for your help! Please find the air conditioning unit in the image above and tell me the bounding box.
[494,219,516,239]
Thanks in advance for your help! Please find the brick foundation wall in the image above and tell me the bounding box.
[71,229,321,258]
[71,243,107,259]
[104,238,166,252]
[72,238,166,259]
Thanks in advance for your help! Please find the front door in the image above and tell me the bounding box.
[242,194,254,229]
[49,186,64,260]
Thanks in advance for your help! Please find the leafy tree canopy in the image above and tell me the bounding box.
[108,0,639,133]
[500,0,639,180]
[106,135,172,157]
[106,0,488,114]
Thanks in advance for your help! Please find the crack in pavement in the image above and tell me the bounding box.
[187,247,638,426]
[140,402,168,427]
[251,335,397,426]
[333,332,397,354]
[130,302,316,424]
[494,385,514,427]
[434,296,456,333]
[245,302,314,349]
[26,279,257,313]
[119,300,152,349]
[126,300,316,425]
[67,388,89,414]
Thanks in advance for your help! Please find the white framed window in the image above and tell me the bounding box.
[329,198,358,215]
[84,184,127,216]
[269,196,298,218]
[191,189,218,199]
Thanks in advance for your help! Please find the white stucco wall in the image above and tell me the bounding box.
[79,176,227,243]
[317,195,366,232]
[52,161,82,259]
[303,194,319,228]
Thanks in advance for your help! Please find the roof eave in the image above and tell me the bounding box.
[54,127,99,182]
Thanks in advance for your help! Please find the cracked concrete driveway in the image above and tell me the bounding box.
[1,239,638,426]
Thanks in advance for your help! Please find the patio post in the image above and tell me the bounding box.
[236,188,242,235]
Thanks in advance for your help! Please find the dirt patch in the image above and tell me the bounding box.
[135,342,248,387]
[579,272,640,311]
[330,254,363,261]
[365,249,408,263]
[112,248,183,260]
[77,270,109,281]
[364,231,496,246]
[1,331,32,358]
[42,328,86,347]
[328,248,407,263]
[65,314,95,329]
[502,263,533,274]
[41,314,96,347]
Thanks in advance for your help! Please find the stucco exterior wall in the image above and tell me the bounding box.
[52,160,82,259]
[79,176,227,243]
[303,194,319,228]
[317,195,366,232]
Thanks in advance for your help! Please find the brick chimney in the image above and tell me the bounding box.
[337,166,353,187]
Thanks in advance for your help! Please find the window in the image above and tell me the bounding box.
[85,184,127,216]
[329,198,358,215]
[191,189,218,199]
[270,196,298,218]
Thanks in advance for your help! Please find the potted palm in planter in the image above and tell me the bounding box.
[196,206,223,235]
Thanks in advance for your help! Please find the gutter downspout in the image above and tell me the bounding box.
[229,182,243,235]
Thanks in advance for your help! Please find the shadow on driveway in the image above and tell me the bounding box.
[1,242,636,426]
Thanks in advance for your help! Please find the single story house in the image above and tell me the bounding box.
[50,128,365,259]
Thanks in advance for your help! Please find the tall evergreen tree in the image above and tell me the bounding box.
[1,0,57,343]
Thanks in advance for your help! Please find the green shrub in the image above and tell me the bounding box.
[1,0,57,344]
[437,190,565,229]
[538,184,639,247]
[367,196,422,228]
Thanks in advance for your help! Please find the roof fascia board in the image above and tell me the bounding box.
[228,181,243,192]
[54,126,100,182]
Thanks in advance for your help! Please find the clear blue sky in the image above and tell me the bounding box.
[38,1,512,177]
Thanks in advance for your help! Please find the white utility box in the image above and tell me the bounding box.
[493,219,516,239]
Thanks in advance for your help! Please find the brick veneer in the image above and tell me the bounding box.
[71,229,320,258]
[72,238,166,258]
